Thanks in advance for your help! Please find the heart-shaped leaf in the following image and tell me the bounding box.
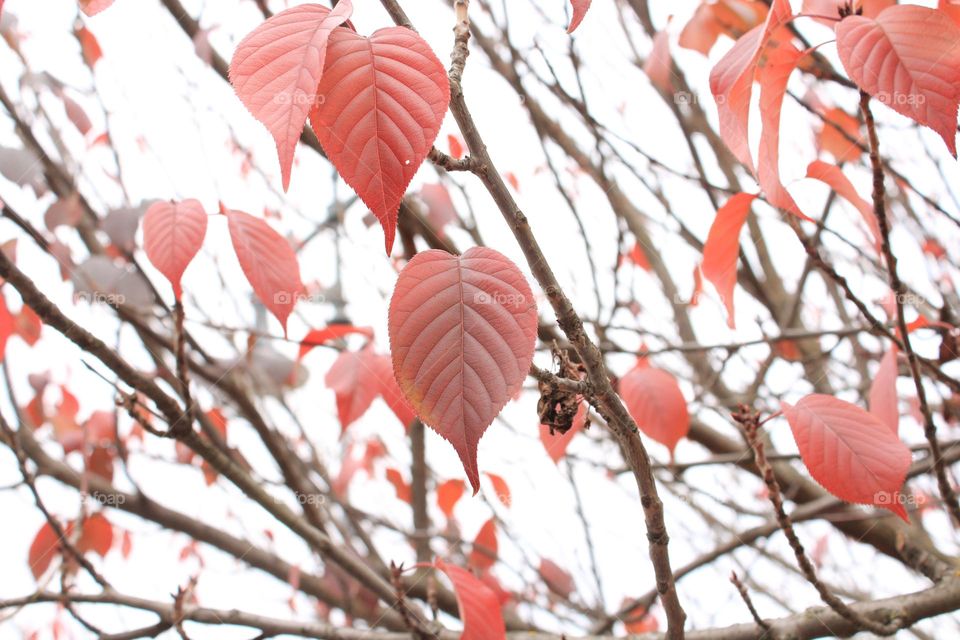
[229,2,354,190]
[309,27,450,255]
[434,558,507,640]
[388,247,538,493]
[225,208,303,332]
[782,394,911,520]
[619,364,689,453]
[142,199,208,300]
[836,5,960,156]
[701,193,756,329]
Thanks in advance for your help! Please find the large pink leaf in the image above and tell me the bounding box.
[836,5,960,157]
[229,2,354,190]
[225,209,303,332]
[388,248,538,493]
[309,27,450,255]
[619,364,689,453]
[435,558,507,640]
[141,199,208,300]
[782,394,911,520]
[869,347,900,435]
[325,345,381,435]
[568,0,592,33]
[806,160,880,254]
[709,0,793,174]
[701,193,756,329]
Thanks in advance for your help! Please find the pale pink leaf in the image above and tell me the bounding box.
[643,28,673,94]
[806,160,880,254]
[141,199,208,300]
[869,347,900,435]
[79,0,116,16]
[835,5,960,157]
[782,394,911,520]
[226,209,303,332]
[229,2,354,190]
[325,345,381,435]
[388,248,538,493]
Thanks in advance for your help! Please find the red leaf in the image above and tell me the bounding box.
[447,134,464,159]
[120,530,132,559]
[76,26,102,67]
[869,347,900,435]
[806,160,880,254]
[539,402,586,464]
[297,324,374,360]
[701,193,756,329]
[226,209,303,332]
[142,199,208,300]
[484,472,511,508]
[835,5,960,156]
[437,479,465,519]
[621,243,651,271]
[77,513,113,557]
[325,345,381,435]
[539,559,574,599]
[79,0,115,16]
[229,2,354,190]
[309,27,450,255]
[388,248,538,493]
[0,294,14,362]
[434,558,507,640]
[13,304,40,346]
[87,445,114,483]
[782,394,912,520]
[385,467,412,503]
[568,0,592,33]
[619,365,689,453]
[62,94,92,135]
[468,518,498,571]
[28,521,61,580]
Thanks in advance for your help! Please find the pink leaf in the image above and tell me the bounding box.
[835,5,960,157]
[309,27,450,255]
[539,559,575,599]
[484,472,511,508]
[806,160,880,254]
[0,294,13,363]
[940,0,960,27]
[325,345,381,435]
[644,28,673,94]
[79,0,115,16]
[701,193,756,329]
[142,199,208,300]
[437,479,466,519]
[389,248,538,493]
[782,394,911,520]
[709,0,793,174]
[225,209,303,332]
[568,0,592,33]
[755,35,808,218]
[434,558,507,640]
[619,365,689,453]
[869,347,900,435]
[229,2,354,190]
